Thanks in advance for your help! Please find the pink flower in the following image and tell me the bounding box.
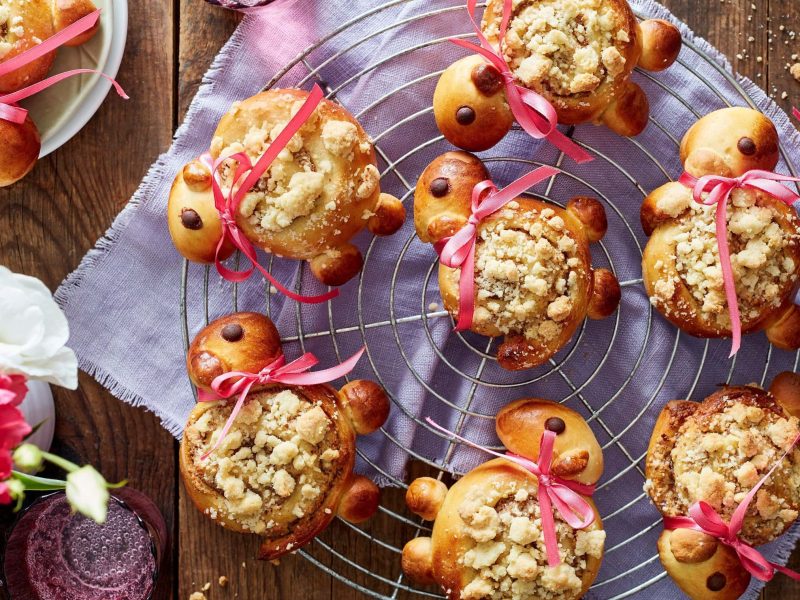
[0,403,31,451]
[0,373,27,407]
[0,450,10,480]
[0,481,11,505]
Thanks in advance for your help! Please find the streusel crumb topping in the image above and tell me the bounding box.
[0,4,27,58]
[209,96,377,235]
[483,0,629,96]
[650,188,799,329]
[186,389,345,535]
[467,203,582,343]
[644,395,800,544]
[457,481,604,600]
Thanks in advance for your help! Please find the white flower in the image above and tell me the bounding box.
[66,465,110,524]
[0,267,77,389]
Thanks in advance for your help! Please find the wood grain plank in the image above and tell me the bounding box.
[0,1,177,599]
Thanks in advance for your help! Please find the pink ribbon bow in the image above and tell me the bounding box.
[203,83,338,304]
[664,432,800,583]
[426,417,596,567]
[197,347,365,459]
[434,166,560,330]
[0,10,128,124]
[452,0,593,164]
[678,169,800,356]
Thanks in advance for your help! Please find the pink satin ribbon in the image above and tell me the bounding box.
[452,0,593,164]
[434,166,560,330]
[203,83,338,304]
[664,432,800,583]
[197,347,364,459]
[425,417,596,567]
[679,170,800,356]
[0,10,128,124]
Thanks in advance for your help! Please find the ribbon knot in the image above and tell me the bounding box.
[434,166,559,330]
[196,347,365,460]
[203,84,337,305]
[664,431,800,583]
[678,169,800,356]
[452,0,593,163]
[425,418,596,567]
[0,11,127,125]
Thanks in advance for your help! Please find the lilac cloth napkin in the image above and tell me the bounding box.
[56,0,800,597]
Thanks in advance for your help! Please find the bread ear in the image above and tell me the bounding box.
[339,380,390,434]
[598,81,649,137]
[0,117,40,187]
[637,19,681,72]
[308,243,363,286]
[402,537,436,584]
[764,303,800,351]
[367,193,406,236]
[566,196,607,243]
[52,0,99,45]
[406,477,448,521]
[587,268,621,320]
[337,475,380,523]
[770,371,800,418]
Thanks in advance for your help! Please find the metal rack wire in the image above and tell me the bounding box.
[179,2,800,598]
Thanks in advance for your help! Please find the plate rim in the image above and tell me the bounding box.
[39,0,130,158]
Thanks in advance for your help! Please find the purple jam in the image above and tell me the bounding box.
[4,494,157,600]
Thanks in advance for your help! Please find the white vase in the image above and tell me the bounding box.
[18,380,56,452]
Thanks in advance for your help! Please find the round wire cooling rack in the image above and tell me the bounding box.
[179,1,800,598]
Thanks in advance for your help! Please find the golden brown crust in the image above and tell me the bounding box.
[415,152,618,371]
[598,80,649,137]
[0,117,40,187]
[337,474,381,523]
[657,529,750,600]
[637,19,682,72]
[401,537,437,585]
[169,88,400,286]
[432,56,514,153]
[496,398,604,485]
[52,0,99,46]
[0,0,56,94]
[646,385,800,546]
[642,109,800,346]
[406,477,448,521]
[339,379,390,435]
[167,160,236,264]
[769,371,800,418]
[186,312,282,391]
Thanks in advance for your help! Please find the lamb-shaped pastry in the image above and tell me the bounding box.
[414,151,620,370]
[0,0,101,186]
[645,372,800,599]
[433,0,682,155]
[402,399,605,599]
[641,107,800,352]
[179,312,390,560]
[168,88,405,289]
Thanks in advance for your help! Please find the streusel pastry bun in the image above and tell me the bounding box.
[179,312,390,559]
[402,399,605,600]
[645,375,800,599]
[168,89,405,286]
[415,152,620,370]
[432,0,681,150]
[641,108,800,349]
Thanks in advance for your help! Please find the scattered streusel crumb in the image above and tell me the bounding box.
[218,576,229,587]
[189,593,207,600]
[202,582,211,592]
[791,63,800,82]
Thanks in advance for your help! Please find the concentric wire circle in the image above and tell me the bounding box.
[180,2,800,598]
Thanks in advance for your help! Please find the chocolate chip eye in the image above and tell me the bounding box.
[221,323,244,342]
[545,417,566,434]
[429,177,450,198]
[737,136,756,155]
[706,572,726,591]
[471,63,503,96]
[455,106,476,125]
[180,208,203,230]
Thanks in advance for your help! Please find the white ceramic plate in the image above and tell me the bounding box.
[19,0,129,158]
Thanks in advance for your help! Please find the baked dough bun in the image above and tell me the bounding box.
[641,108,800,350]
[415,151,620,370]
[0,0,99,186]
[402,399,605,599]
[432,0,681,150]
[168,89,405,286]
[645,374,800,599]
[179,312,390,559]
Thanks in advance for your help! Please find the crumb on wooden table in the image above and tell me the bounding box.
[202,582,211,592]
[219,576,229,587]
[189,593,207,600]
[791,63,800,82]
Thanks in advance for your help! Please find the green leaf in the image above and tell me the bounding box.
[10,471,67,491]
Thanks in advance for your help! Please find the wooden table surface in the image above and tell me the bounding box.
[1,0,799,598]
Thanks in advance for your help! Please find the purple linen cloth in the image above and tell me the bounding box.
[56,0,800,597]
